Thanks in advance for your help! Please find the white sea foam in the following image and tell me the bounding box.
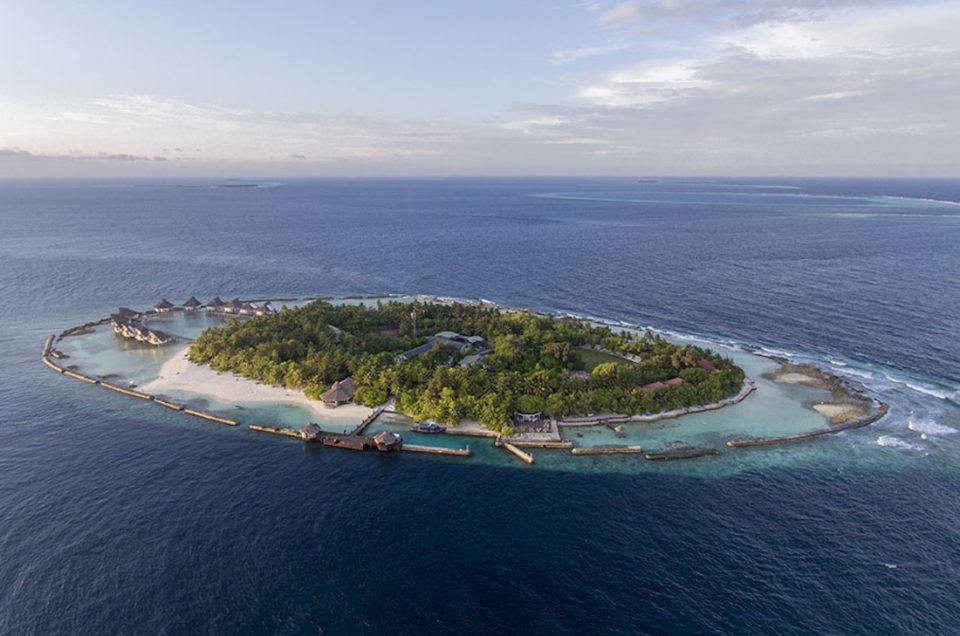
[905,383,949,400]
[838,367,874,380]
[877,195,960,208]
[907,419,956,436]
[876,435,921,450]
[829,359,848,367]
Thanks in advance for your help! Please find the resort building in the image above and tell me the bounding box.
[110,314,174,346]
[321,377,357,407]
[641,377,684,391]
[373,431,402,452]
[222,298,242,314]
[300,423,322,441]
[697,359,717,373]
[207,297,225,311]
[434,331,487,352]
[255,303,273,316]
[397,331,489,364]
[116,307,140,320]
[515,411,543,424]
[183,297,202,311]
[154,298,174,313]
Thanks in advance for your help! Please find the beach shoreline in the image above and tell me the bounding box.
[140,345,373,422]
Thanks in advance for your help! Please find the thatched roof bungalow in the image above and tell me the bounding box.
[154,298,174,312]
[183,296,202,310]
[207,296,225,310]
[321,377,356,407]
[222,298,242,314]
[373,431,402,452]
[300,422,322,441]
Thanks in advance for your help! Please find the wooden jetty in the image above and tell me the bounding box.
[402,444,471,457]
[153,398,185,411]
[571,445,644,456]
[508,439,574,449]
[322,435,369,451]
[349,407,385,436]
[644,447,720,461]
[249,424,301,438]
[182,408,238,426]
[495,437,534,464]
[42,356,65,373]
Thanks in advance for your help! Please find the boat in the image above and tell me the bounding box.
[411,422,446,434]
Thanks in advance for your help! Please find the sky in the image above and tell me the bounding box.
[1,0,958,177]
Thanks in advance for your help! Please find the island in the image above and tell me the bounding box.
[39,294,888,464]
[187,299,747,435]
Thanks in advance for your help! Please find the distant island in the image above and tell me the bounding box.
[188,299,746,434]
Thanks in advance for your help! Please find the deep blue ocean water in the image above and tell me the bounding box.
[1,177,959,634]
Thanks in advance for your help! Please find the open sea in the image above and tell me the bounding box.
[1,177,959,634]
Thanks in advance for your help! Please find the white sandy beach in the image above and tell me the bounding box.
[141,345,372,421]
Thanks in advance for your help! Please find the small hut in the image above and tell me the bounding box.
[373,430,402,452]
[207,297,225,311]
[154,298,174,313]
[183,296,202,310]
[116,307,140,320]
[321,377,357,407]
[696,358,717,374]
[255,303,272,316]
[300,422,322,441]
[239,302,255,316]
[223,298,242,314]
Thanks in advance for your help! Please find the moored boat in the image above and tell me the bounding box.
[411,422,446,433]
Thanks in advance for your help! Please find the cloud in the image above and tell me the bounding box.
[0,147,168,162]
[550,41,636,65]
[598,0,900,31]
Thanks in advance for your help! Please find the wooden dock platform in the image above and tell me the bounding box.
[349,407,385,436]
[571,445,644,456]
[644,447,720,461]
[249,424,302,438]
[496,438,534,464]
[402,444,471,457]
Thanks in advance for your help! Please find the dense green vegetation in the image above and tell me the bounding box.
[189,300,745,433]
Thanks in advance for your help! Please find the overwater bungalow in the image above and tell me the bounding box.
[183,296,202,310]
[154,298,174,313]
[222,298,242,314]
[255,303,272,316]
[207,297,225,311]
[238,302,255,316]
[321,377,356,407]
[373,430,402,452]
[300,422,322,441]
[116,307,140,320]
